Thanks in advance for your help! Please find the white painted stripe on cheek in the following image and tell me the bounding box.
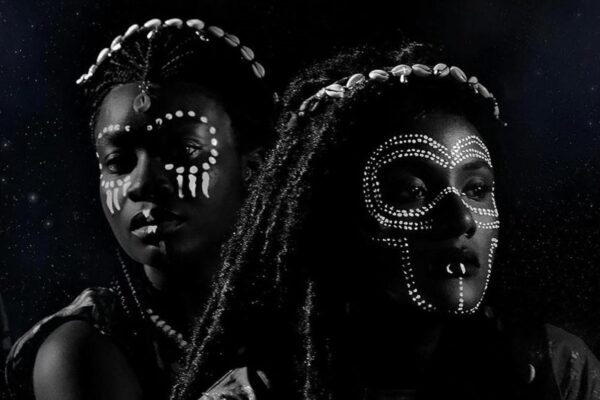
[105,190,114,214]
[201,172,210,199]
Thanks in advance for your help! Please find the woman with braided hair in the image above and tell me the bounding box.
[173,43,600,400]
[5,17,274,400]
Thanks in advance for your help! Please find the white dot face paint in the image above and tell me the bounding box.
[154,111,220,200]
[97,110,222,217]
[362,133,500,315]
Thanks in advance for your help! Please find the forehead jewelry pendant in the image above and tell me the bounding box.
[133,81,152,113]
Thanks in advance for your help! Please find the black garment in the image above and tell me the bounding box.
[4,287,177,400]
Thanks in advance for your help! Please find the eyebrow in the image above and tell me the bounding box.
[461,159,492,171]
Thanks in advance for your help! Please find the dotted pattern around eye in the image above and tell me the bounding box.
[97,110,219,213]
[362,134,500,232]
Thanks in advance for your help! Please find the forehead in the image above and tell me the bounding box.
[94,82,231,135]
[406,112,483,149]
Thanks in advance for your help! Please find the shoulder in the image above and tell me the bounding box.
[545,324,600,400]
[4,287,125,399]
[33,320,141,400]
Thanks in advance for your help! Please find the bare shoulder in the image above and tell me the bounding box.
[33,320,142,400]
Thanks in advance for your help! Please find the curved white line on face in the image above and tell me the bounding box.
[363,133,499,233]
[364,133,500,314]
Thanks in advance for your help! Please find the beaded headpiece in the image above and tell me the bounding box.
[75,17,266,86]
[296,63,506,126]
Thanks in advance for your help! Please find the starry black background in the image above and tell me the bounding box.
[1,0,600,369]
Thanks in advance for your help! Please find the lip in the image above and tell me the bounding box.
[129,207,185,242]
[428,247,480,279]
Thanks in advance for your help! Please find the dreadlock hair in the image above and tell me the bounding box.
[82,21,275,153]
[172,42,506,400]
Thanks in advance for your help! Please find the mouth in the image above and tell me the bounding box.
[129,207,185,242]
[428,247,480,279]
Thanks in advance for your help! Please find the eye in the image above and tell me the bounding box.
[183,144,203,159]
[171,139,206,162]
[384,180,429,205]
[103,151,136,175]
[463,180,493,201]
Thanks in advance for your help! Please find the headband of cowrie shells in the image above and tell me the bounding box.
[296,63,506,126]
[75,17,266,85]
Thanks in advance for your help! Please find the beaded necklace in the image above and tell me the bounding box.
[116,250,189,353]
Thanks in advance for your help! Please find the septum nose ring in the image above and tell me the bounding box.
[445,262,467,277]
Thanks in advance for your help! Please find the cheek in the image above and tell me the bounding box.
[98,175,132,216]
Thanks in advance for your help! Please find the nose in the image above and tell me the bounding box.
[435,192,477,239]
[126,150,174,202]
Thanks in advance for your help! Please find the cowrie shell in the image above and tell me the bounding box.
[252,62,266,78]
[143,19,162,29]
[186,19,205,30]
[164,18,183,28]
[240,46,254,61]
[324,83,345,98]
[433,63,450,77]
[208,26,225,38]
[123,24,139,39]
[391,64,412,77]
[368,69,389,82]
[346,73,366,87]
[224,33,240,47]
[96,48,110,65]
[450,66,467,82]
[412,64,432,77]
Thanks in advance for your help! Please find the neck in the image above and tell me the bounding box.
[143,251,219,330]
[350,294,445,387]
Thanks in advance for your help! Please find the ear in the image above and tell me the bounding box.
[240,146,266,183]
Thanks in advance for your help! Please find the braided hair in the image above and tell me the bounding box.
[81,19,275,153]
[172,43,506,400]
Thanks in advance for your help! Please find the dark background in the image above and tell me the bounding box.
[1,0,600,368]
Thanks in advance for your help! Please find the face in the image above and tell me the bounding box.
[362,112,499,315]
[95,82,247,275]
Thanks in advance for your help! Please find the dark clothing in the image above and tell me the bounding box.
[4,287,175,400]
[199,325,600,400]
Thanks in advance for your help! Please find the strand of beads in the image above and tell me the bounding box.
[297,63,504,124]
[146,308,189,352]
[116,250,189,352]
[76,18,265,85]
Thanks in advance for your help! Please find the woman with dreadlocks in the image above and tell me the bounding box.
[5,17,274,400]
[173,43,600,400]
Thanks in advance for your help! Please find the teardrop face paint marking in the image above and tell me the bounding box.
[113,187,121,211]
[188,174,197,198]
[201,172,210,199]
[176,173,184,199]
[105,189,114,214]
